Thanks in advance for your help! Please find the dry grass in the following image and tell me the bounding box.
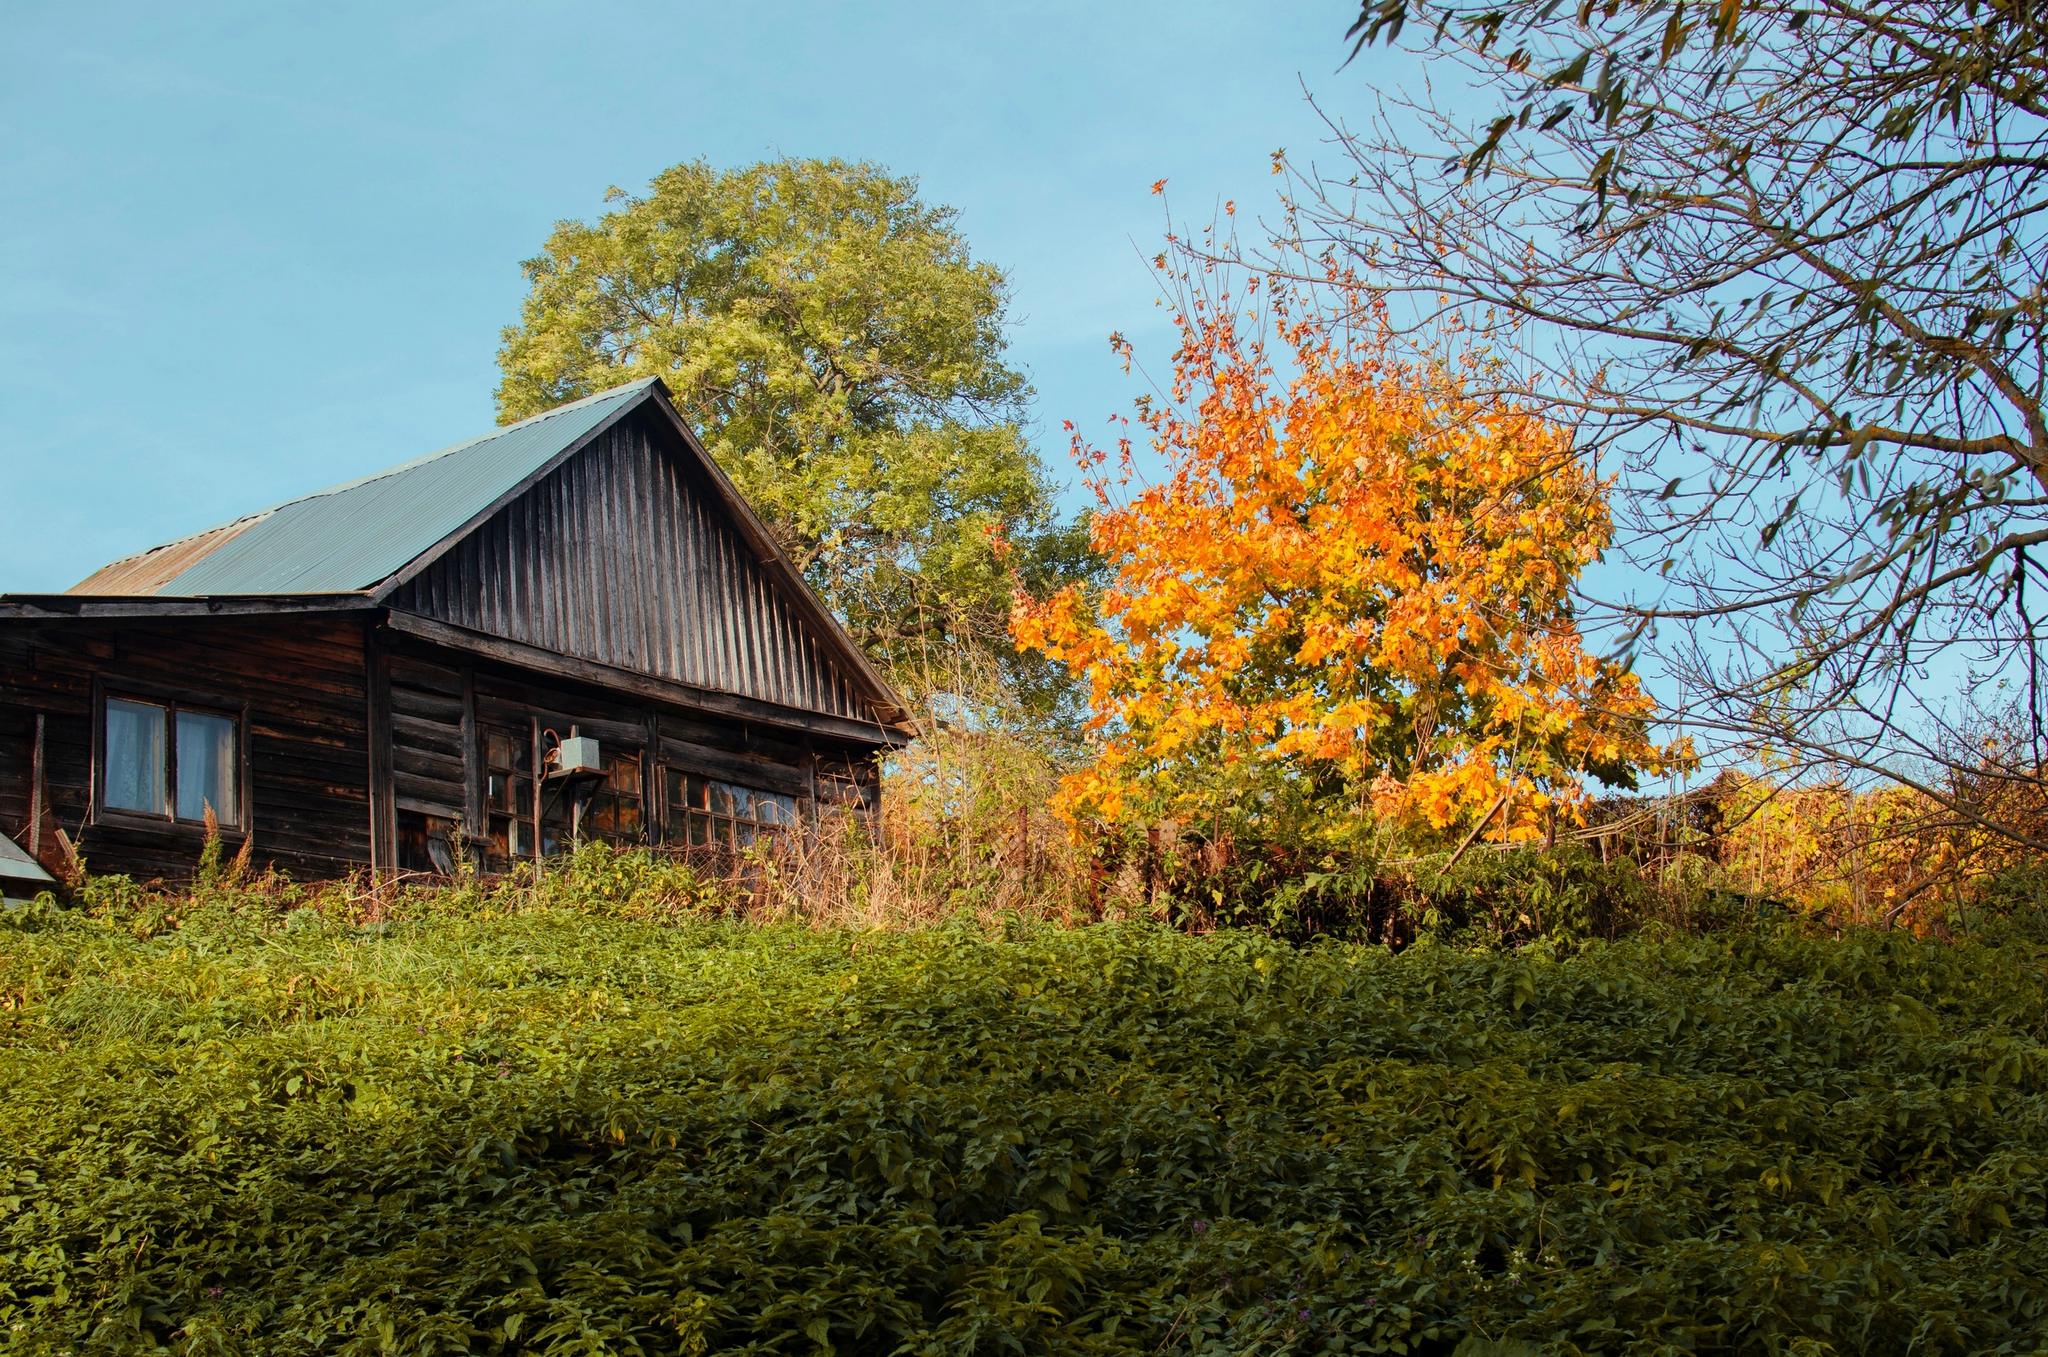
[45,714,2046,942]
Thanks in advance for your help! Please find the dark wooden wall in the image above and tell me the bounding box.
[393,412,871,722]
[0,614,884,885]
[0,617,371,883]
[381,629,881,843]
[388,652,468,823]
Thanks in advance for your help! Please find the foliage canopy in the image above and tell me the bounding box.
[1013,251,1678,842]
[497,157,1092,710]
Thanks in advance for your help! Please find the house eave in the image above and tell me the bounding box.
[0,594,378,620]
[380,610,914,747]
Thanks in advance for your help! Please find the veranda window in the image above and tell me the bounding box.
[481,728,647,870]
[581,752,645,844]
[102,695,240,826]
[482,727,536,870]
[660,770,798,847]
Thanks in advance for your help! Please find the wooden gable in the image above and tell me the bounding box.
[385,406,882,726]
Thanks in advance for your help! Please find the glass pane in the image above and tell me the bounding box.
[615,799,642,838]
[609,755,641,797]
[688,814,708,847]
[104,699,167,814]
[707,782,734,816]
[661,769,685,842]
[176,710,238,825]
[487,731,514,771]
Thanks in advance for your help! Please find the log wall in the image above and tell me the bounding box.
[0,614,884,886]
[0,616,371,883]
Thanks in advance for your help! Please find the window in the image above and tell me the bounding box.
[481,729,647,870]
[581,752,645,845]
[398,811,460,875]
[177,711,236,823]
[660,770,798,848]
[104,699,166,815]
[101,695,240,827]
[482,727,536,871]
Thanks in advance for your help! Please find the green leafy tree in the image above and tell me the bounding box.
[498,157,1093,718]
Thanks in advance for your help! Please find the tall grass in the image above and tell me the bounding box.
[39,710,2046,949]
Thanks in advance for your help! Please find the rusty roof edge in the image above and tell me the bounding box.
[67,511,275,594]
[74,379,667,587]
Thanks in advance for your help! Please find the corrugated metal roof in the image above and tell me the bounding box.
[69,515,270,595]
[70,379,660,597]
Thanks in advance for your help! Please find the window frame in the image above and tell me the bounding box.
[577,747,649,847]
[657,766,804,849]
[90,676,252,836]
[479,721,540,870]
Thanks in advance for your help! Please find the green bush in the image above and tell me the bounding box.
[2,883,2047,1354]
[1407,845,1657,947]
[1981,863,2048,924]
[1170,842,1660,949]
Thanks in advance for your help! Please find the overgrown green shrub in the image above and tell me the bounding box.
[3,885,2046,1354]
[1981,862,2048,924]
[1406,845,1659,947]
[1164,841,1661,949]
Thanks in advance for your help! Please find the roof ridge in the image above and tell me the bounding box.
[264,377,663,509]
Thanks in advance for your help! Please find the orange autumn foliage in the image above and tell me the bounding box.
[1013,269,1685,841]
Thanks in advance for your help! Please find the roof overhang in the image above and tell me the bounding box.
[27,375,915,737]
[630,384,915,732]
[0,598,912,746]
[0,594,376,620]
[366,380,913,733]
[382,611,912,748]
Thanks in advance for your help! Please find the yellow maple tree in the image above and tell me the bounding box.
[1012,261,1685,843]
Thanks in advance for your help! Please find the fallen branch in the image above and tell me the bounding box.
[1442,792,1510,872]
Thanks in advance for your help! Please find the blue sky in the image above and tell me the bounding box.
[2,0,1413,592]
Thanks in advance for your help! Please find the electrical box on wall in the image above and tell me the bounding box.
[555,735,601,776]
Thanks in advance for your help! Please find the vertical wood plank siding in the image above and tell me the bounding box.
[398,416,864,721]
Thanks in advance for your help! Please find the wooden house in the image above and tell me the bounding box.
[0,378,912,884]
